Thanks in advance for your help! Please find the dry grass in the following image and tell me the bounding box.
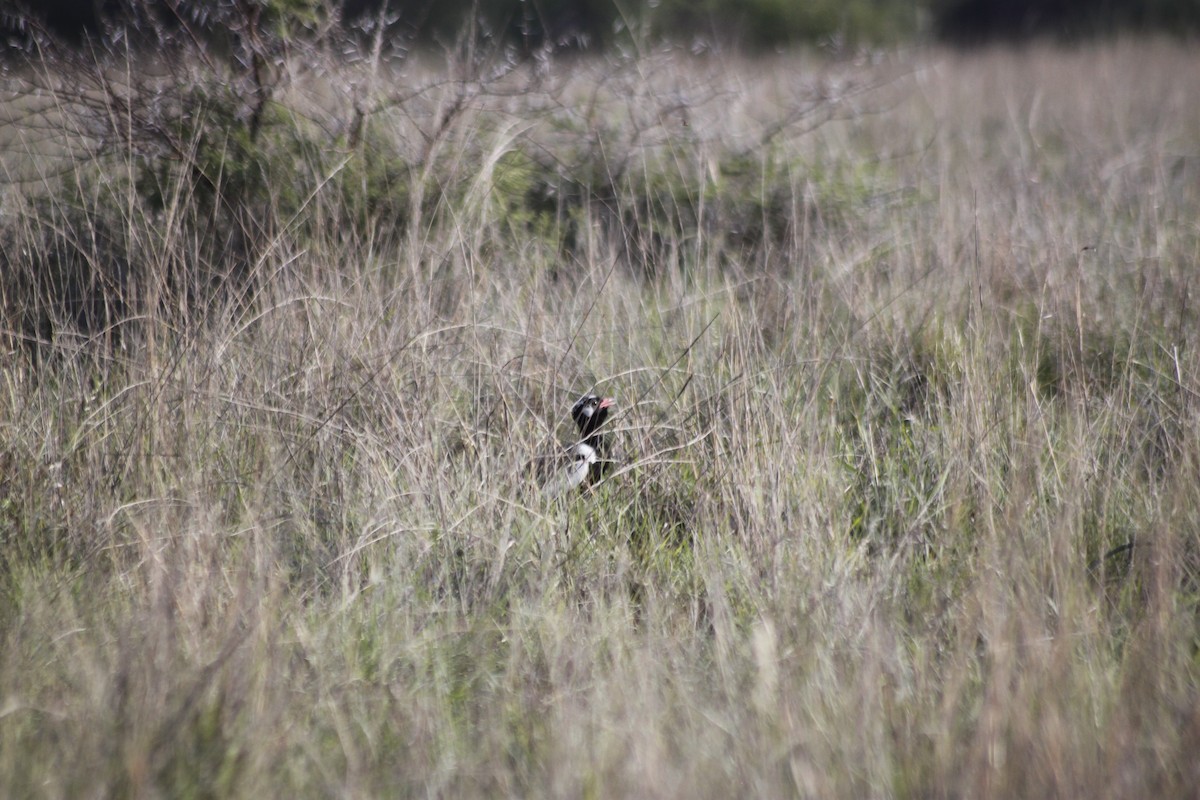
[1,38,1199,798]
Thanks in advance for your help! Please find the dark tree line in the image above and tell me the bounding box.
[932,0,1200,41]
[4,0,1198,53]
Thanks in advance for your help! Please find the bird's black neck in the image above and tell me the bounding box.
[578,409,609,455]
[583,429,607,456]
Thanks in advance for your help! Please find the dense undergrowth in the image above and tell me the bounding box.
[1,32,1199,798]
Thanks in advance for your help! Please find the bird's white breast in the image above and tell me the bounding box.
[544,442,597,498]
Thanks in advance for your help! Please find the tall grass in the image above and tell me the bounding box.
[1,39,1199,797]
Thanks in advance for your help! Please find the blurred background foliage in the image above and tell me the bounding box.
[5,0,1199,51]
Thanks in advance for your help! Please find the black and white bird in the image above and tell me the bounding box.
[538,393,617,498]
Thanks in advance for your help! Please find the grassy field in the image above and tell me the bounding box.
[1,37,1199,797]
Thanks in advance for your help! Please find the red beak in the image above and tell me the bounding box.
[599,397,614,409]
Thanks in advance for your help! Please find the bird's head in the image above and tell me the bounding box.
[570,393,614,440]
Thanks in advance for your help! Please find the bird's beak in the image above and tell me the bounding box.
[599,397,614,410]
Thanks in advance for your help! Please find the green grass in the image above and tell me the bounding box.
[1,39,1199,797]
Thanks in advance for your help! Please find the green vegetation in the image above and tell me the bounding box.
[1,25,1199,797]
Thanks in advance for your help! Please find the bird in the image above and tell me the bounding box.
[536,393,617,498]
